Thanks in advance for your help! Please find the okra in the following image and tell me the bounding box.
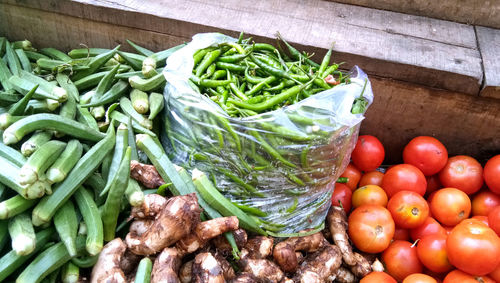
[68,48,109,58]
[101,123,128,196]
[148,92,164,120]
[109,110,156,136]
[0,220,7,252]
[16,240,80,283]
[125,178,144,207]
[0,59,14,91]
[0,142,26,166]
[40,47,72,62]
[141,57,157,78]
[73,187,103,255]
[8,75,60,100]
[24,50,49,61]
[128,73,165,92]
[80,80,129,107]
[71,254,98,268]
[72,45,120,81]
[134,257,153,283]
[192,168,266,235]
[73,70,108,90]
[46,139,83,183]
[57,93,77,126]
[117,50,143,71]
[90,105,105,120]
[11,40,34,51]
[149,43,186,67]
[8,84,37,116]
[26,98,60,113]
[0,228,54,282]
[119,97,153,129]
[0,113,25,130]
[130,89,149,114]
[15,49,32,72]
[18,140,66,186]
[5,41,22,76]
[3,113,106,145]
[0,195,37,219]
[76,105,99,131]
[126,39,154,56]
[95,63,120,98]
[55,73,80,102]
[20,70,68,102]
[54,200,78,257]
[0,156,33,197]
[31,126,115,226]
[8,212,36,255]
[21,130,52,157]
[102,147,131,241]
[61,261,79,283]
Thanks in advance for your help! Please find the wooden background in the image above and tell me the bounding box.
[0,0,499,163]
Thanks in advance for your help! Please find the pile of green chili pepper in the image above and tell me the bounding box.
[163,33,370,234]
[187,33,354,117]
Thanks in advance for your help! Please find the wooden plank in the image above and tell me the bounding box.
[363,77,500,164]
[0,0,483,95]
[476,26,500,99]
[329,0,500,29]
[0,4,188,53]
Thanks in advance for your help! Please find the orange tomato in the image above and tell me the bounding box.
[382,240,424,281]
[403,273,437,283]
[393,227,410,241]
[387,191,429,229]
[430,188,471,226]
[348,205,395,253]
[360,272,397,283]
[416,233,454,273]
[340,163,362,190]
[471,190,500,216]
[447,219,500,275]
[444,270,495,283]
[410,217,447,242]
[352,185,388,208]
[359,170,385,187]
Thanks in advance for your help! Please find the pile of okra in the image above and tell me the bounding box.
[189,33,354,117]
[0,37,200,282]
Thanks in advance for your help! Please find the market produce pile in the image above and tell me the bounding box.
[0,34,499,283]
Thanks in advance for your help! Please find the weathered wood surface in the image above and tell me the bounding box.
[329,0,500,29]
[0,0,483,95]
[476,26,500,99]
[363,77,500,163]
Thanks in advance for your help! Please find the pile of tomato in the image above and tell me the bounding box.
[332,135,500,283]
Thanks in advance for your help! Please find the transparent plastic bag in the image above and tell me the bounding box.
[161,33,373,233]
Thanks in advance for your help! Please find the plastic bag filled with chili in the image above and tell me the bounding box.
[160,33,373,234]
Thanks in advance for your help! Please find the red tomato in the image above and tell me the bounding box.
[394,227,410,241]
[403,273,437,283]
[447,219,500,275]
[360,272,397,283]
[487,206,500,236]
[348,205,395,253]
[351,135,385,172]
[403,136,448,176]
[430,188,471,226]
[382,240,423,281]
[382,164,427,197]
[388,191,429,229]
[359,170,385,187]
[444,270,495,283]
[439,155,483,195]
[340,163,362,190]
[425,175,442,196]
[417,233,453,273]
[352,185,388,208]
[471,190,500,216]
[410,217,447,241]
[331,183,352,213]
[472,215,489,226]
[484,155,500,194]
[488,263,500,282]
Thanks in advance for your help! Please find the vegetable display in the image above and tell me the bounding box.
[162,33,373,234]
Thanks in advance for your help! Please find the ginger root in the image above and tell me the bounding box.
[371,258,385,272]
[212,229,247,256]
[91,238,127,283]
[129,219,155,236]
[334,267,356,283]
[130,160,166,188]
[126,193,201,255]
[214,251,236,281]
[176,216,239,255]
[192,252,225,283]
[272,231,326,273]
[327,206,356,266]
[239,249,284,283]
[350,252,372,278]
[131,193,168,219]
[151,247,182,283]
[179,260,193,283]
[244,236,274,259]
[292,244,342,283]
[120,249,142,276]
[228,273,260,283]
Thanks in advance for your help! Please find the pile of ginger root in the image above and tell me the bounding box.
[90,163,384,283]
